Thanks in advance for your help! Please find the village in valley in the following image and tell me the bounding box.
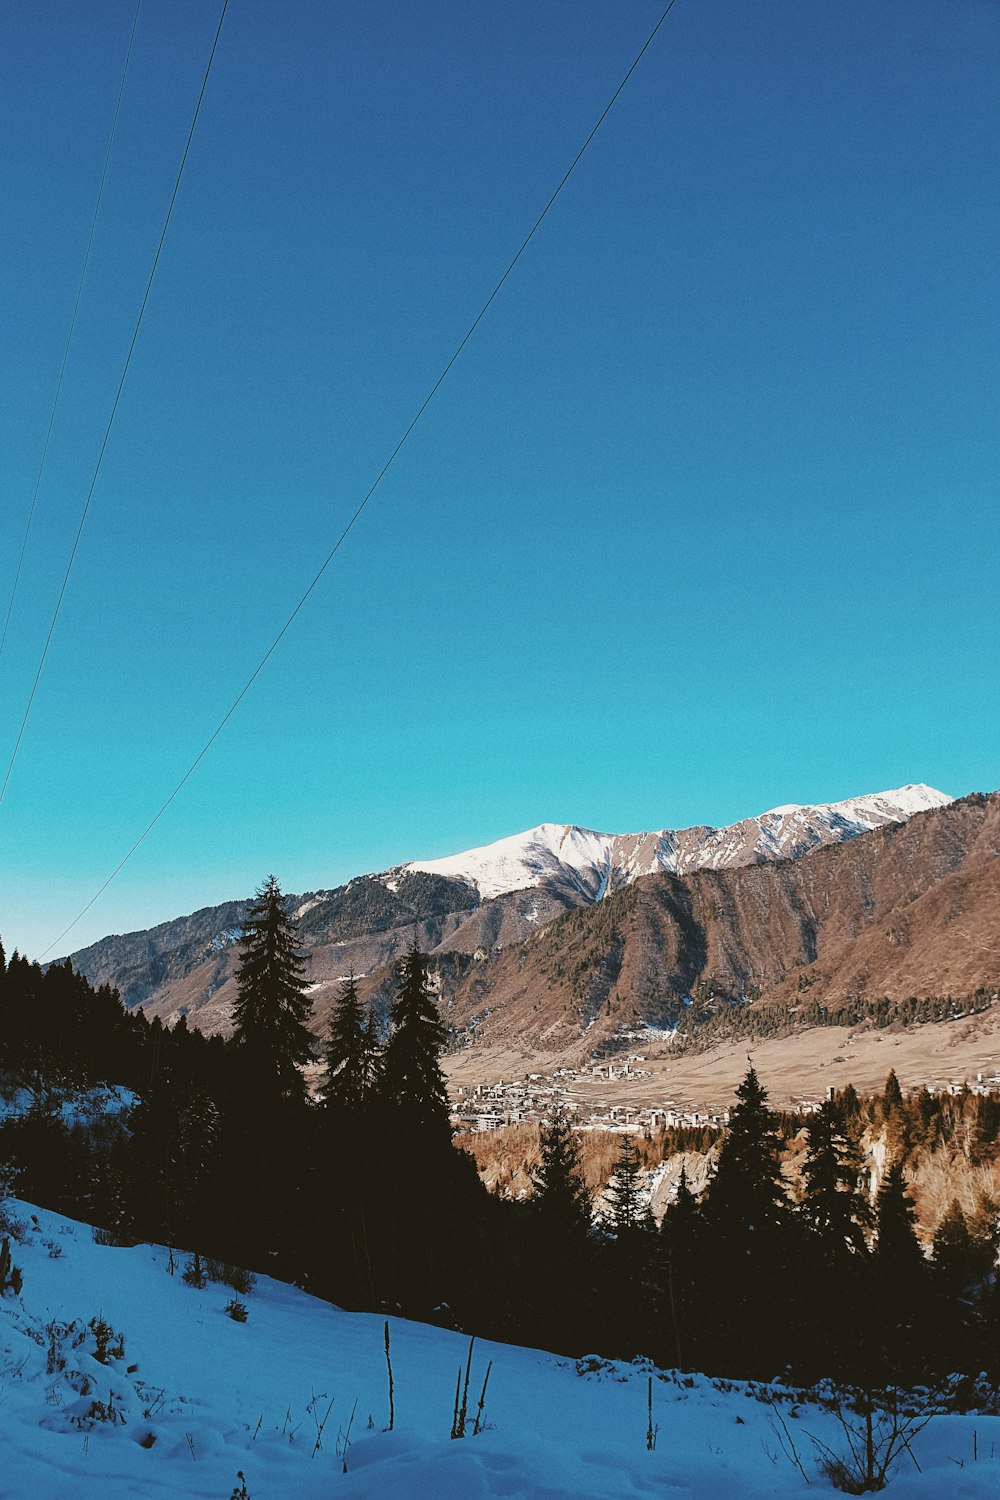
[453,1056,732,1134]
[449,1054,1000,1135]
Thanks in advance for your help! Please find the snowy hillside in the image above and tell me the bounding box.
[0,1198,994,1499]
[400,784,951,903]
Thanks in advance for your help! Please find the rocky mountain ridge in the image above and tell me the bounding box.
[432,791,1000,1060]
[57,784,964,1044]
[395,783,950,901]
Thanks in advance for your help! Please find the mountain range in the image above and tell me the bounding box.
[58,781,1000,1067]
[439,788,999,1060]
[396,783,949,899]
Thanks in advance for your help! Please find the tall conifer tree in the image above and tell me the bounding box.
[869,1157,927,1377]
[704,1067,787,1237]
[659,1163,703,1369]
[699,1067,793,1375]
[321,974,366,1113]
[796,1096,872,1380]
[873,1160,924,1280]
[380,946,450,1135]
[800,1096,870,1261]
[232,875,313,1100]
[531,1112,590,1236]
[932,1199,979,1287]
[359,1007,384,1102]
[603,1134,652,1236]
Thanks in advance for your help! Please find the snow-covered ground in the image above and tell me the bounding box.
[0,1085,137,1127]
[0,1198,996,1499]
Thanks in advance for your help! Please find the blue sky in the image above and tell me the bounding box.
[1,0,997,960]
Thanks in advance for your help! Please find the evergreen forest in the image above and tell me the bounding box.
[4,876,1000,1395]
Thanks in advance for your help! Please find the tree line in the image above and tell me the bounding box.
[3,877,1000,1389]
[671,984,997,1051]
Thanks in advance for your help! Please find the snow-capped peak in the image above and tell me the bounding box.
[397,785,952,904]
[761,784,948,826]
[402,823,627,902]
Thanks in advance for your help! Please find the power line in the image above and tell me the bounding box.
[0,0,144,668]
[0,0,230,812]
[38,0,682,959]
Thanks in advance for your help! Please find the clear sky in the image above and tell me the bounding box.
[1,0,997,961]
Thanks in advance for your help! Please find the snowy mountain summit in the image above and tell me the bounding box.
[62,782,963,1037]
[397,784,951,904]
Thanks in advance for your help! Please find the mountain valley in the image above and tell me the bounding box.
[54,783,1000,1103]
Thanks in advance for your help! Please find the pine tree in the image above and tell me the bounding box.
[520,1110,594,1353]
[231,876,313,1099]
[704,1066,788,1238]
[873,1159,923,1279]
[880,1069,909,1159]
[661,1161,698,1244]
[698,1068,795,1375]
[359,1006,384,1102]
[932,1199,978,1287]
[176,1084,220,1244]
[882,1070,904,1113]
[603,1134,652,1237]
[836,1082,862,1129]
[923,1199,983,1375]
[531,1112,590,1236]
[92,1148,137,1247]
[795,1097,873,1381]
[320,974,366,1113]
[869,1158,927,1379]
[367,949,483,1312]
[800,1097,870,1261]
[380,947,450,1135]
[128,1069,182,1241]
[658,1163,702,1369]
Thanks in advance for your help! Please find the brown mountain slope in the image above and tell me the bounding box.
[65,786,946,1033]
[72,792,998,1065]
[764,855,1000,1009]
[121,882,579,1035]
[429,792,1000,1060]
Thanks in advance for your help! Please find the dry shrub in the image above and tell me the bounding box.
[908,1144,1000,1236]
[457,1125,540,1199]
[204,1258,256,1295]
[809,1391,933,1493]
[458,1123,680,1206]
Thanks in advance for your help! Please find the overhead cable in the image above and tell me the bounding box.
[0,0,230,812]
[39,0,681,958]
[0,0,144,668]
